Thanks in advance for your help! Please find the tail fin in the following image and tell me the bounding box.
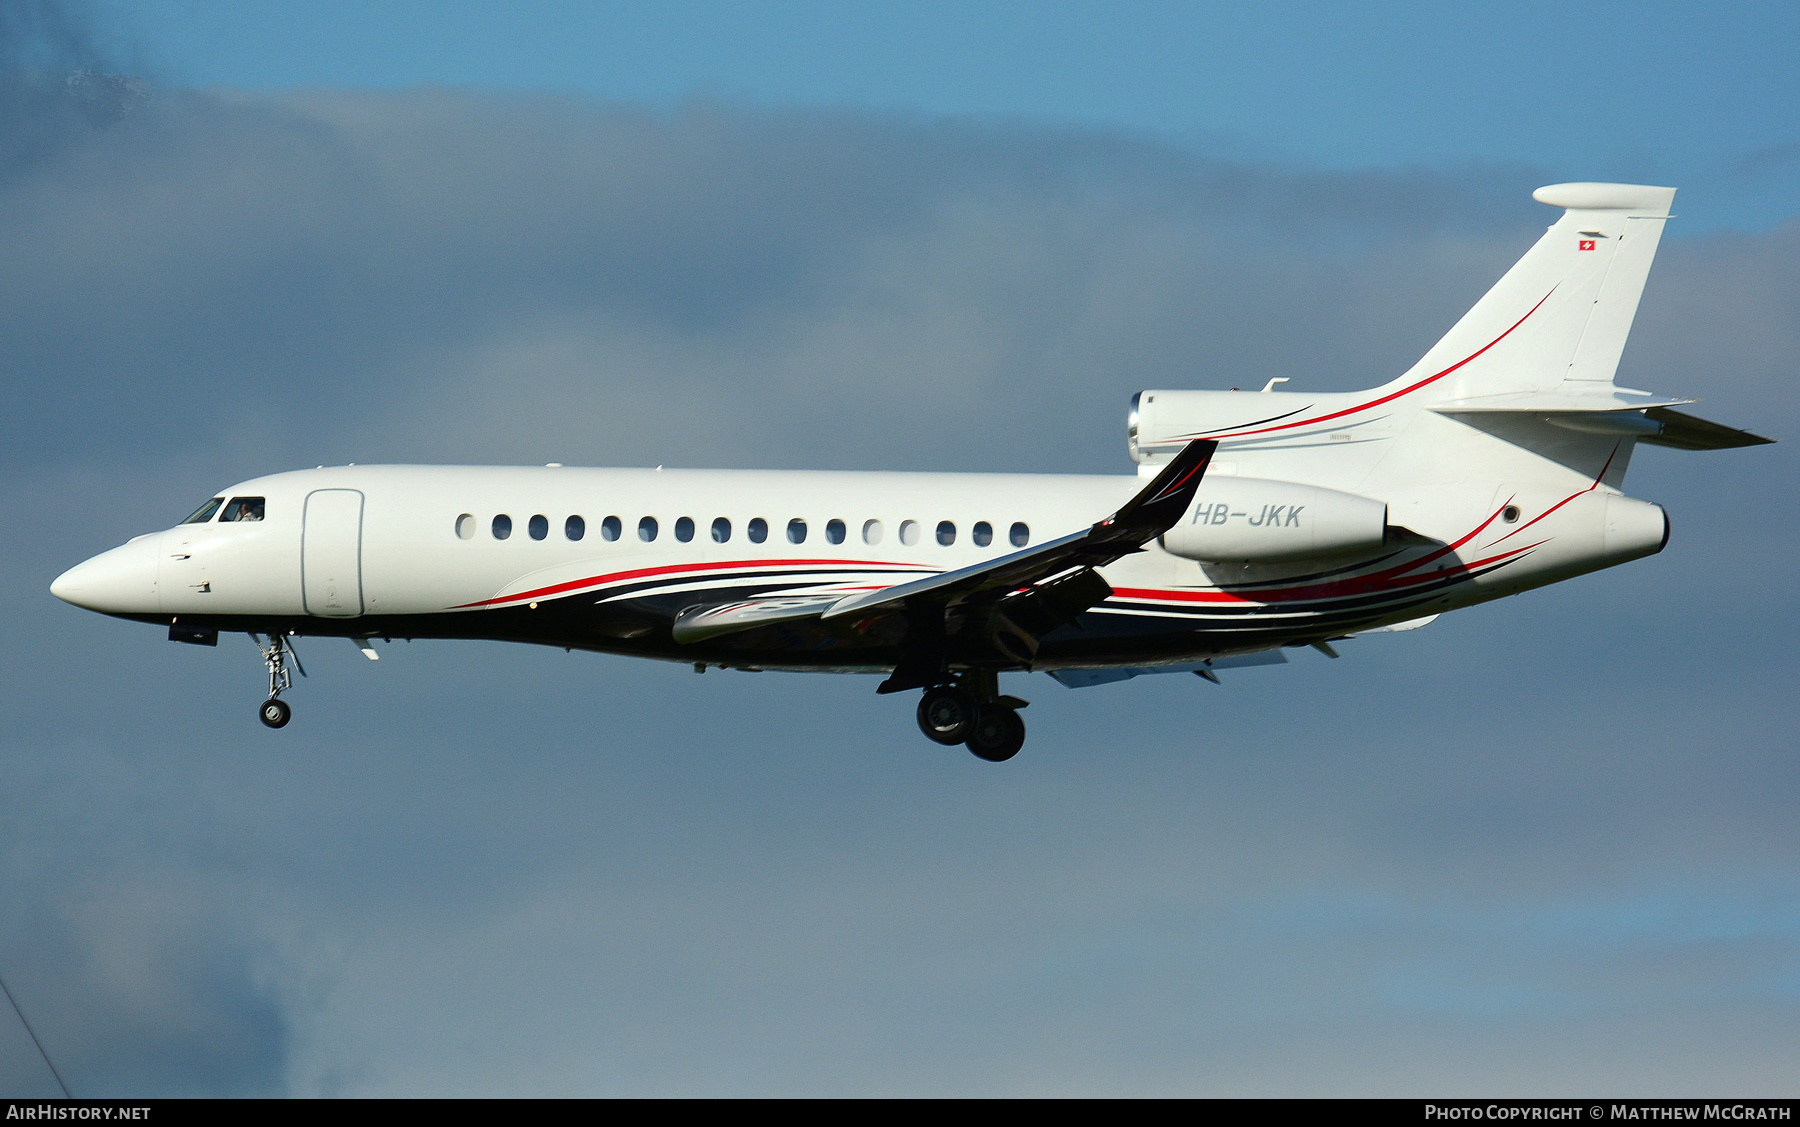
[1403,182,1675,402]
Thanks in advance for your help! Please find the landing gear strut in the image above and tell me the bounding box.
[250,632,301,728]
[912,671,1027,762]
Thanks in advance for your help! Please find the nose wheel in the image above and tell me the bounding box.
[249,632,303,729]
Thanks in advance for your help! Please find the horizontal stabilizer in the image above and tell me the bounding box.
[1639,407,1775,451]
[1430,390,1692,413]
[1432,395,1774,450]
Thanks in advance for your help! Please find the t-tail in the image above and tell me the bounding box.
[1405,181,1678,402]
[1128,181,1771,624]
[1129,181,1772,490]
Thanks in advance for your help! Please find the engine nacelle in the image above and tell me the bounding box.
[1160,477,1389,563]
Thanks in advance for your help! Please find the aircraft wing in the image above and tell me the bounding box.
[669,441,1217,670]
[671,594,845,644]
[820,438,1220,622]
[1049,649,1289,688]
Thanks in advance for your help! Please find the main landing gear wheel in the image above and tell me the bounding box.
[965,706,1025,762]
[259,698,291,728]
[917,686,976,745]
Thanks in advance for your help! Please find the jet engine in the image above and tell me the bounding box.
[1160,477,1389,563]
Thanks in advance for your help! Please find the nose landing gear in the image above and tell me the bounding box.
[912,672,1027,762]
[250,632,303,728]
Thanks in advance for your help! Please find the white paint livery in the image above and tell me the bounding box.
[1158,478,1388,563]
[51,183,1772,760]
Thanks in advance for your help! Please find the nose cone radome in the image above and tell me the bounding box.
[51,535,161,614]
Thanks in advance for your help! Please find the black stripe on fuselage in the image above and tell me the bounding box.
[120,551,1528,674]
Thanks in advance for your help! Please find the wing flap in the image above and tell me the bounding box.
[671,594,844,644]
[1048,649,1289,689]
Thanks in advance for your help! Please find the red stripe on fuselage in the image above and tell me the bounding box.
[1111,540,1542,609]
[452,557,933,609]
[1185,289,1556,442]
[1111,502,1526,606]
[1490,442,1620,546]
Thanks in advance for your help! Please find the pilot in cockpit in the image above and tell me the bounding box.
[221,497,264,523]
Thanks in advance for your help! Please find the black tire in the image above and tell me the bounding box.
[916,686,975,745]
[966,705,1025,762]
[259,698,291,729]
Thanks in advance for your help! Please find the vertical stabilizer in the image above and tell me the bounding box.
[1401,182,1675,402]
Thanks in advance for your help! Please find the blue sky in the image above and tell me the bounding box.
[112,0,1800,229]
[1,0,1795,1096]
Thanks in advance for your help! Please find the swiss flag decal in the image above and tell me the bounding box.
[1579,239,1597,251]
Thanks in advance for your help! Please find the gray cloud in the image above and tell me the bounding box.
[1,61,1797,1095]
[2,83,1557,480]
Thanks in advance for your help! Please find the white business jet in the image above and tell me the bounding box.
[51,183,1771,761]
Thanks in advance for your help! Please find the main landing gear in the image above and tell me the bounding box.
[250,632,303,729]
[915,673,1027,762]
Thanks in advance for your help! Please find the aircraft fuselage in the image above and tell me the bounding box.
[54,461,1665,673]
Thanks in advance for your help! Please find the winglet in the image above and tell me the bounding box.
[1085,439,1219,552]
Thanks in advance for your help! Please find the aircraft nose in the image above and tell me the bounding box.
[51,535,161,614]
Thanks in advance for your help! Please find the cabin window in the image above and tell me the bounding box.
[936,520,956,546]
[1010,521,1029,547]
[787,518,808,545]
[972,520,992,547]
[528,514,549,540]
[748,517,768,544]
[675,516,695,542]
[565,515,585,541]
[222,497,265,522]
[492,514,513,540]
[711,517,731,543]
[601,515,622,541]
[456,513,476,540]
[181,498,224,524]
[899,520,921,546]
[826,518,846,545]
[862,519,884,545]
[638,516,658,542]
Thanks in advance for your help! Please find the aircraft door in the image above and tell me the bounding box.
[302,489,365,617]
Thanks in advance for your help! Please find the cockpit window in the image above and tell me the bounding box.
[181,497,224,524]
[221,497,265,522]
